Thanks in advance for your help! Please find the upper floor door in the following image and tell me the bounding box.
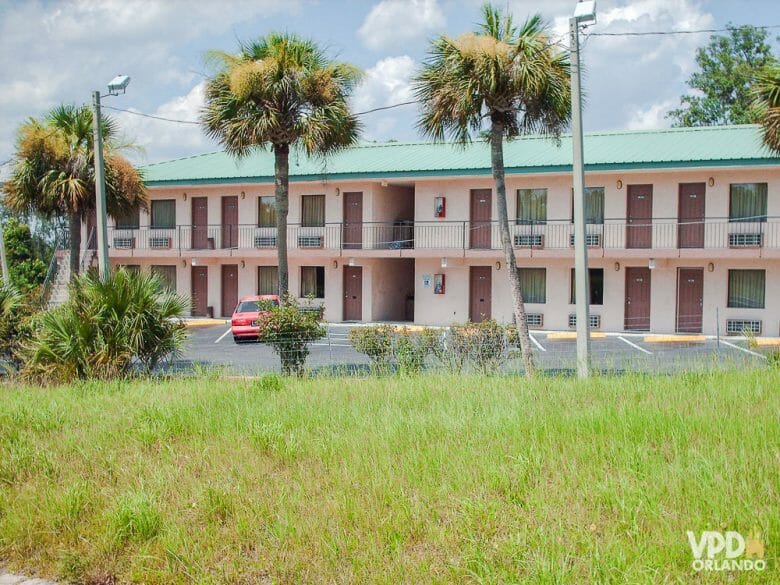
[221,195,238,249]
[626,184,653,248]
[470,189,492,249]
[678,183,705,248]
[191,196,209,249]
[343,192,363,249]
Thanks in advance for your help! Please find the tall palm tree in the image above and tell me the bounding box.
[414,4,571,376]
[201,33,361,297]
[752,64,780,154]
[3,104,146,277]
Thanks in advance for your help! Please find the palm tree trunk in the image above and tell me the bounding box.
[273,144,290,298]
[69,212,82,280]
[490,118,536,377]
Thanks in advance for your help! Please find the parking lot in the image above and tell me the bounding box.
[174,322,770,376]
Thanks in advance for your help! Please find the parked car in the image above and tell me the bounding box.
[231,295,280,342]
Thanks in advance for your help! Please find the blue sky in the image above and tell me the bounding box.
[0,0,778,171]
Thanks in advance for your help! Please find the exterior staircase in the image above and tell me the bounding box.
[44,246,97,310]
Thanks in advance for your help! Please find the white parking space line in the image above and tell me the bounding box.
[529,333,546,352]
[214,328,232,344]
[720,340,766,359]
[617,335,653,355]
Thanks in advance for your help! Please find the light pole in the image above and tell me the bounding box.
[570,1,596,378]
[93,75,130,281]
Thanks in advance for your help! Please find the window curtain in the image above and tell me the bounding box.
[258,266,279,295]
[302,194,325,227]
[729,183,767,222]
[519,268,546,304]
[115,209,140,229]
[728,269,765,308]
[516,189,547,224]
[301,266,325,298]
[258,196,276,227]
[151,200,176,228]
[584,187,605,224]
[570,268,604,305]
[151,265,176,291]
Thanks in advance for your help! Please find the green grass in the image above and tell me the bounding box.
[0,370,777,584]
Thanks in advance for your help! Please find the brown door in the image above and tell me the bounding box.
[221,264,238,317]
[626,184,653,249]
[678,183,705,248]
[676,268,704,333]
[343,192,363,249]
[470,189,492,249]
[191,266,208,317]
[191,197,208,249]
[469,266,492,322]
[86,209,98,249]
[343,266,362,321]
[221,196,238,249]
[624,267,651,331]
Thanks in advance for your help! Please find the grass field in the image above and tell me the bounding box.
[0,370,778,584]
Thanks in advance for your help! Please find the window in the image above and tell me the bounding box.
[258,196,276,227]
[570,268,604,305]
[301,194,325,227]
[728,269,765,308]
[257,266,279,295]
[150,265,176,291]
[301,266,325,298]
[572,187,605,224]
[151,199,176,228]
[519,268,546,304]
[115,209,140,229]
[516,189,547,224]
[729,183,767,223]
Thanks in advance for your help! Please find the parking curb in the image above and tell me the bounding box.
[546,332,607,340]
[753,338,780,346]
[184,319,229,328]
[643,334,706,343]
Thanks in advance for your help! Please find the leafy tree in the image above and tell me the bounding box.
[414,4,571,377]
[3,104,147,277]
[3,217,48,292]
[201,33,361,297]
[256,295,325,376]
[752,63,780,153]
[668,24,778,127]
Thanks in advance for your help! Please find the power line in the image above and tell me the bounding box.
[587,24,780,37]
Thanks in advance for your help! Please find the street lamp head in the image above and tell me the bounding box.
[573,0,597,25]
[107,75,131,95]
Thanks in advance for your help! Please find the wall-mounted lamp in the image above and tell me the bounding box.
[495,261,502,271]
[648,258,656,270]
[707,262,715,272]
[708,177,715,187]
[240,191,246,200]
[183,192,187,201]
[191,258,198,266]
[614,261,620,271]
[380,180,388,187]
[335,187,340,196]
[348,257,356,267]
[182,259,187,267]
[332,260,338,269]
[440,257,448,268]
[240,260,245,268]
[616,179,623,190]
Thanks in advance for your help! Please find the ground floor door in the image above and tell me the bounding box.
[469,266,492,322]
[191,266,208,317]
[676,268,704,333]
[221,264,238,317]
[624,267,651,331]
[343,266,363,321]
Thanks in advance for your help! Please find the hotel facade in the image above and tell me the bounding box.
[99,125,780,336]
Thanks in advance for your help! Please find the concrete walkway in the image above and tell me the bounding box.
[0,569,58,585]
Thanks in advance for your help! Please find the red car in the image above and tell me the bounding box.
[231,295,280,342]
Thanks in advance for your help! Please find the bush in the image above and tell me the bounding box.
[349,325,395,372]
[0,283,40,372]
[256,296,325,376]
[22,268,188,382]
[443,320,508,374]
[350,325,442,375]
[395,327,441,375]
[3,217,48,293]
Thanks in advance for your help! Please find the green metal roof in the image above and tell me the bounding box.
[142,125,780,186]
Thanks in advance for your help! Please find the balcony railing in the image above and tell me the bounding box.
[106,217,780,253]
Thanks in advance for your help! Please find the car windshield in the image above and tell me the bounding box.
[235,299,278,313]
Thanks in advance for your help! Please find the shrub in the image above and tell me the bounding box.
[349,325,395,372]
[394,327,441,375]
[444,320,508,374]
[256,295,325,376]
[22,268,188,382]
[350,325,442,375]
[252,373,285,392]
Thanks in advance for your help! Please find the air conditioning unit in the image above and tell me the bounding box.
[514,234,544,248]
[254,235,277,248]
[149,237,172,249]
[570,233,602,247]
[726,319,762,335]
[113,237,135,249]
[526,313,543,328]
[298,235,323,248]
[728,233,762,247]
[569,313,601,329]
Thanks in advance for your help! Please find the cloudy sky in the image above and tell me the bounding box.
[0,0,778,171]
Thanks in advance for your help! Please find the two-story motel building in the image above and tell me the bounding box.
[102,125,780,336]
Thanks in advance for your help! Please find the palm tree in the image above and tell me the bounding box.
[414,4,571,376]
[752,64,780,154]
[201,33,361,297]
[3,104,146,277]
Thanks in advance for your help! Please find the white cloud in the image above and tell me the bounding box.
[358,0,445,51]
[626,98,677,130]
[352,56,417,140]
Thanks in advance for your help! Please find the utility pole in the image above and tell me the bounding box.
[92,90,110,282]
